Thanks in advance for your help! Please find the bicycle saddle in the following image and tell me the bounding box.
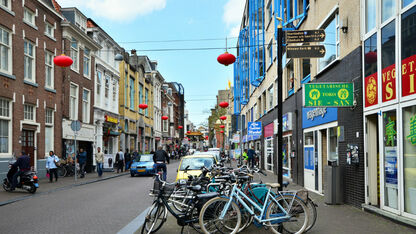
[265,183,280,188]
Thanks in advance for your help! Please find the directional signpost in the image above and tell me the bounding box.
[71,120,82,181]
[286,29,325,43]
[287,45,326,58]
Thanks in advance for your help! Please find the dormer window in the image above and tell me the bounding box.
[75,13,86,32]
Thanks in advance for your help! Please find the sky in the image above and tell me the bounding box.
[58,0,245,127]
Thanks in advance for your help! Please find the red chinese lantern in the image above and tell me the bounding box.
[220,116,227,120]
[220,125,225,128]
[219,102,229,108]
[53,54,73,67]
[139,104,148,109]
[205,136,209,140]
[217,52,236,66]
[220,130,224,133]
[162,116,168,120]
[178,125,183,129]
[365,51,377,64]
[187,131,191,134]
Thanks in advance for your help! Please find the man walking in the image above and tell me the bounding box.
[10,152,31,191]
[96,147,104,177]
[153,146,170,181]
[117,149,124,173]
[125,148,131,170]
[247,146,256,168]
[77,148,87,178]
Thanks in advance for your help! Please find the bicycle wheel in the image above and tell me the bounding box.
[141,201,167,234]
[199,197,241,234]
[265,195,308,234]
[304,198,317,232]
[171,186,190,212]
[57,167,66,177]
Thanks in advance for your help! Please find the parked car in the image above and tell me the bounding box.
[130,154,155,177]
[175,154,217,182]
[194,151,221,163]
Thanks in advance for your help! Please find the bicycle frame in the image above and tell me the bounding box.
[220,184,291,223]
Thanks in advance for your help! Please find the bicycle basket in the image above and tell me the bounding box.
[296,190,308,202]
[162,183,176,198]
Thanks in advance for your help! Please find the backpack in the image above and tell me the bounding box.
[115,153,120,162]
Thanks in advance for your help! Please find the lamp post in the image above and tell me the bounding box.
[276,18,284,191]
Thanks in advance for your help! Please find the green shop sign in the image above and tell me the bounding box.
[303,83,354,107]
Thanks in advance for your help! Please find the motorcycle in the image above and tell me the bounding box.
[3,161,39,194]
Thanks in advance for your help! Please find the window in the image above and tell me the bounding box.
[24,104,34,121]
[267,40,273,66]
[328,127,338,161]
[23,8,35,26]
[105,74,110,99]
[124,119,128,132]
[253,104,258,120]
[139,84,143,114]
[366,0,377,33]
[82,89,90,123]
[268,85,273,110]
[382,0,396,23]
[45,51,53,89]
[381,20,396,102]
[266,1,272,24]
[24,40,35,82]
[129,77,135,110]
[70,84,78,120]
[70,38,78,71]
[45,22,54,38]
[124,71,128,105]
[112,80,117,102]
[163,119,168,132]
[301,59,311,82]
[403,105,416,215]
[1,0,10,10]
[286,60,294,95]
[145,88,149,116]
[96,71,102,105]
[83,47,90,77]
[45,109,53,156]
[0,26,11,74]
[75,13,86,32]
[0,98,11,154]
[318,13,339,72]
[402,5,416,98]
[403,0,416,8]
[382,110,398,209]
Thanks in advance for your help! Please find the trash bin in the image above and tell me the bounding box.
[325,160,343,205]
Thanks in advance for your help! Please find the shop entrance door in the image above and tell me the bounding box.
[366,114,380,206]
[22,130,35,167]
[264,137,273,172]
[304,131,315,190]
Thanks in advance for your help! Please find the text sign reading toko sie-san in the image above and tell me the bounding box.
[303,83,354,107]
[286,29,326,43]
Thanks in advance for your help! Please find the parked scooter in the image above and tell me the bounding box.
[3,160,39,193]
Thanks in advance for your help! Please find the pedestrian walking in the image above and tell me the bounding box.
[242,149,248,165]
[96,147,104,177]
[153,146,170,181]
[46,151,59,182]
[77,148,87,178]
[247,146,256,168]
[125,148,132,170]
[116,149,124,173]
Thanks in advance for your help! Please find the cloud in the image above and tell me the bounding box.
[229,25,240,37]
[57,0,166,22]
[223,0,245,25]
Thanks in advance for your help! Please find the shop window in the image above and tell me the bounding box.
[318,13,339,72]
[328,127,338,162]
[304,131,313,145]
[283,136,291,178]
[382,0,396,23]
[383,110,398,209]
[403,105,416,214]
[366,0,377,33]
[381,21,396,102]
[401,5,416,97]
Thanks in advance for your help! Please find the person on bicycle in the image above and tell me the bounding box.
[153,146,170,181]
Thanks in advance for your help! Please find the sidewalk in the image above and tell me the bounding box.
[0,170,129,206]
[138,168,416,234]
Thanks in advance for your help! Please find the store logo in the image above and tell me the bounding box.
[309,89,320,100]
[306,107,327,120]
[366,76,377,104]
[338,88,349,100]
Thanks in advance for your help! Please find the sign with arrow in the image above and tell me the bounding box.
[287,45,326,58]
[286,29,326,43]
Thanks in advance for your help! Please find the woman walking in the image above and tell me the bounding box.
[46,151,59,182]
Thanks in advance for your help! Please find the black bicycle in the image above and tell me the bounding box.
[141,173,218,234]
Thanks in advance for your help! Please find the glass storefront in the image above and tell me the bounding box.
[383,110,398,209]
[403,106,416,214]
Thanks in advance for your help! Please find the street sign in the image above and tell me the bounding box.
[248,122,262,136]
[287,45,326,58]
[70,120,82,132]
[303,83,354,107]
[286,29,326,43]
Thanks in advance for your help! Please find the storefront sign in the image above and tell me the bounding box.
[385,147,398,185]
[232,134,240,143]
[302,107,337,129]
[248,122,262,136]
[402,54,416,97]
[303,83,354,107]
[406,115,416,145]
[381,64,396,102]
[283,113,292,132]
[364,73,378,107]
[264,123,274,138]
[105,115,118,124]
[242,135,260,143]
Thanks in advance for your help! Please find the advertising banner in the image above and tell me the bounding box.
[303,83,354,107]
[401,54,416,97]
[103,154,115,171]
[248,122,262,136]
[381,64,396,103]
[364,72,378,107]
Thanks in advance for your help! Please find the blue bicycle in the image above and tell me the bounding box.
[198,182,309,234]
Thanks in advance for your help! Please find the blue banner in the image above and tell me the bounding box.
[248,122,262,136]
[302,107,337,129]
